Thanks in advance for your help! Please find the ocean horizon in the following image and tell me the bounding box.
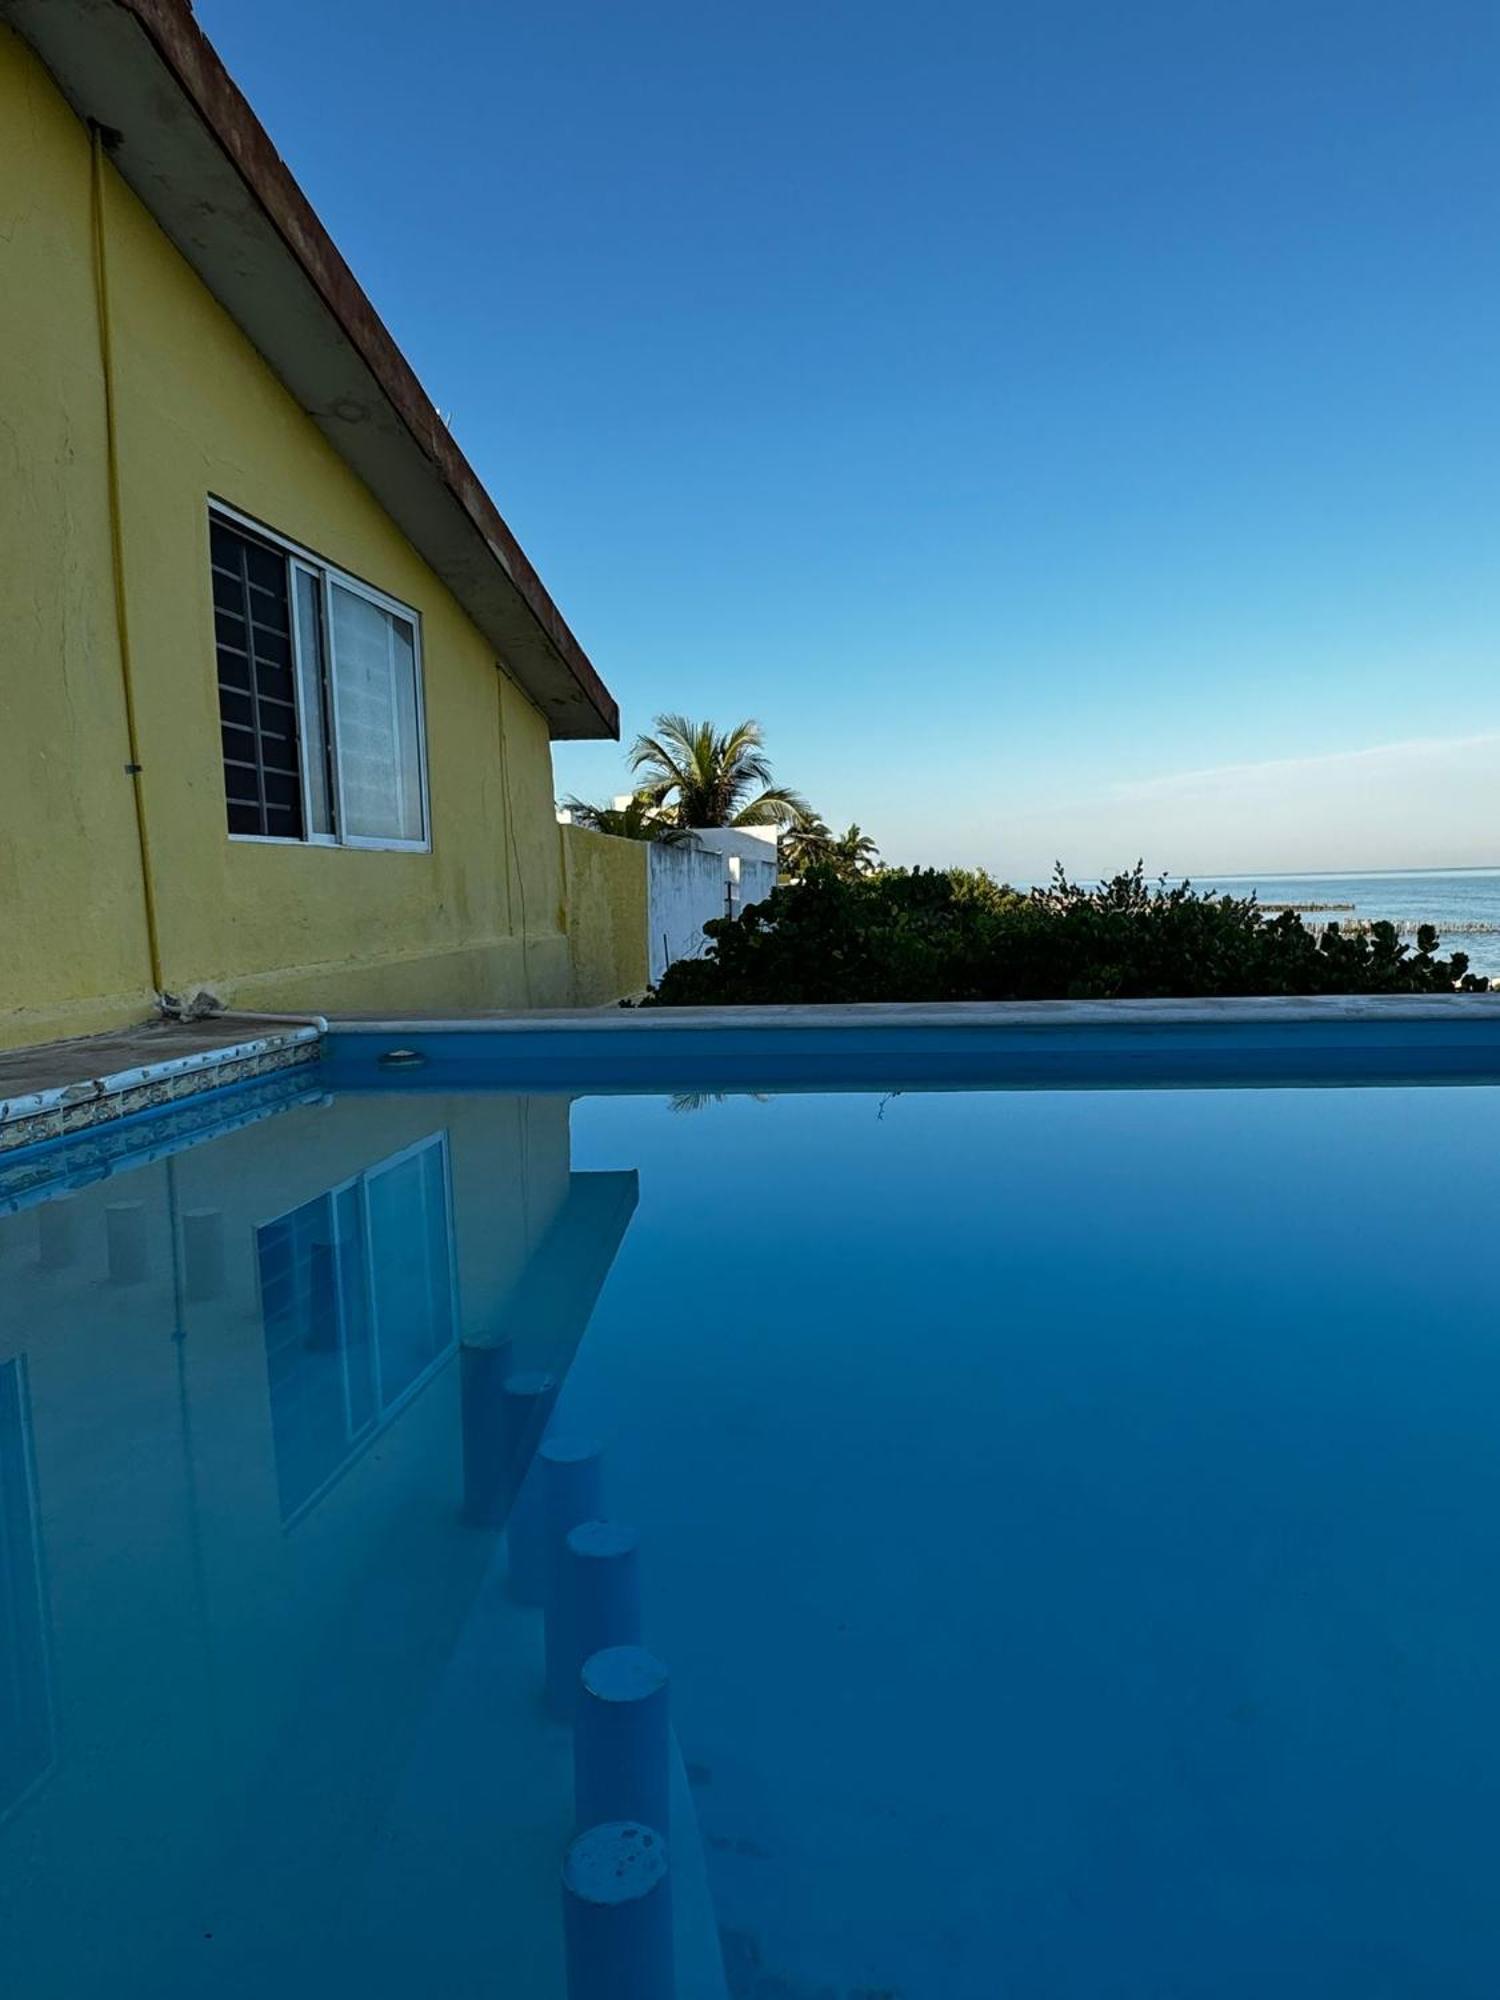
[1014,867,1500,977]
[1201,864,1500,882]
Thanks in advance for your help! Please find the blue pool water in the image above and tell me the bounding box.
[3,1031,1500,1995]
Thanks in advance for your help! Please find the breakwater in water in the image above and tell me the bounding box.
[1201,869,1500,977]
[1260,901,1356,913]
[1263,908,1500,937]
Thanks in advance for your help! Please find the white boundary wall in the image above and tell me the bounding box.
[647,843,728,985]
[646,827,778,986]
[555,811,780,989]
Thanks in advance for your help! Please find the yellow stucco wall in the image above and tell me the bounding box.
[560,824,650,1004]
[0,29,156,1047]
[0,27,629,1048]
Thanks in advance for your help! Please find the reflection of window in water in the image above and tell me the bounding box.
[0,1357,53,1820]
[257,1135,458,1522]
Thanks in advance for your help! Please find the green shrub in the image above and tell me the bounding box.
[643,863,1488,1005]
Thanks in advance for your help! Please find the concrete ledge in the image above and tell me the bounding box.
[0,1017,323,1152]
[331,993,1500,1034]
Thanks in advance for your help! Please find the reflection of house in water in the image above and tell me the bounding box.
[0,1357,51,1824]
[259,1133,460,1523]
[0,1081,636,1996]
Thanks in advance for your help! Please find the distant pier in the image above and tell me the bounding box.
[1259,902,1500,937]
[1259,901,1357,913]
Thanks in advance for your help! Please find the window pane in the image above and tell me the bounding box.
[365,1141,455,1404]
[332,1182,377,1436]
[257,1141,454,1524]
[0,1358,52,1816]
[210,518,305,840]
[257,1192,350,1520]
[328,583,425,842]
[291,567,336,837]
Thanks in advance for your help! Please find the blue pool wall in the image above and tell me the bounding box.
[321,1011,1500,1095]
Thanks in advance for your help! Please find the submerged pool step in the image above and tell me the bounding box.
[563,1820,673,2000]
[511,1434,606,1611]
[550,1521,644,1723]
[575,1647,673,1841]
[500,1414,727,2000]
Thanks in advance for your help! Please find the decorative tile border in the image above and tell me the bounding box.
[0,1065,329,1214]
[0,1036,322,1156]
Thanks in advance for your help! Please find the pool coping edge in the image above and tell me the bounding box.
[330,994,1500,1034]
[0,1026,323,1152]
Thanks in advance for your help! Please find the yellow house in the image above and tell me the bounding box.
[0,0,648,1052]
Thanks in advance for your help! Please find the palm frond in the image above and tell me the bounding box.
[560,792,676,842]
[628,732,692,791]
[732,785,812,829]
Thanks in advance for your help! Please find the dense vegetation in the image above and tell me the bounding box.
[644,864,1490,1005]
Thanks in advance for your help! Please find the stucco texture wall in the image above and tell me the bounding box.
[0,30,156,1047]
[561,825,650,1004]
[648,841,731,985]
[1,28,628,1047]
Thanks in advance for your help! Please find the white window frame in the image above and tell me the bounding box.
[209,498,432,854]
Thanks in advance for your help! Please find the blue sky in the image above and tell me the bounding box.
[198,0,1500,881]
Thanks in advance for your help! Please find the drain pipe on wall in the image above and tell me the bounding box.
[236,1010,332,1034]
[496,666,535,1007]
[90,120,167,1009]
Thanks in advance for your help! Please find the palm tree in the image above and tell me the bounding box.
[780,814,833,879]
[830,824,881,878]
[782,819,880,881]
[558,791,677,841]
[629,715,810,831]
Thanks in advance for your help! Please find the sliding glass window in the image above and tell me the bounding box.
[209,504,429,850]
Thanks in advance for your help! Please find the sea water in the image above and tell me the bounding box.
[1199,866,1500,977]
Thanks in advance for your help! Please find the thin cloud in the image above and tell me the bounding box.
[981,729,1500,879]
[1113,732,1500,805]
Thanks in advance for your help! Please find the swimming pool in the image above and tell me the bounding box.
[3,1015,1499,1996]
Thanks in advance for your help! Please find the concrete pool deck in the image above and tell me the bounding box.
[0,1015,322,1150]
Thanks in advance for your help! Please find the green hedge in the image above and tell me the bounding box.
[644,864,1489,1005]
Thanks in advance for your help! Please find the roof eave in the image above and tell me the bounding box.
[3,0,618,741]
